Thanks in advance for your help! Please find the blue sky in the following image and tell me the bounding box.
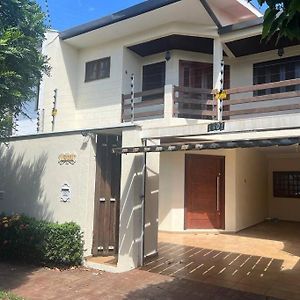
[36,0,266,31]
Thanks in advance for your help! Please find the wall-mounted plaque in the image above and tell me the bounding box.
[60,183,71,202]
[58,153,77,165]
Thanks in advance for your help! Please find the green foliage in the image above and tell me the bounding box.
[250,0,300,42]
[0,290,24,300]
[0,214,84,267]
[0,0,49,139]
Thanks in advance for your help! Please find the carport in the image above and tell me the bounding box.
[115,136,300,298]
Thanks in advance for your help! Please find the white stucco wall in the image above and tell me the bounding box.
[118,129,144,270]
[40,31,79,132]
[158,148,270,233]
[144,140,160,258]
[235,148,268,231]
[268,154,300,222]
[158,149,237,232]
[0,134,96,256]
[75,41,124,128]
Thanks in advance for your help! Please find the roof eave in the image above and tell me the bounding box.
[219,17,263,35]
[59,0,182,40]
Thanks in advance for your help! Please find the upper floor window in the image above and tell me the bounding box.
[85,57,111,82]
[253,56,300,96]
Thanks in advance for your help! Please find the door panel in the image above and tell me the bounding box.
[185,155,225,229]
[92,135,121,256]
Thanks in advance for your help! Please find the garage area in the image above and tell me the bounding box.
[140,142,300,299]
[158,143,300,233]
[141,221,300,300]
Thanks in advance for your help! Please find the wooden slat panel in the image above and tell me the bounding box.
[123,110,164,121]
[225,78,300,95]
[123,98,164,109]
[225,90,300,106]
[175,97,214,105]
[110,136,121,254]
[223,103,300,117]
[92,135,121,257]
[174,107,216,117]
[123,87,164,100]
[174,85,211,94]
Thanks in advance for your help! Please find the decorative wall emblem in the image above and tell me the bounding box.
[60,183,71,202]
[58,153,77,165]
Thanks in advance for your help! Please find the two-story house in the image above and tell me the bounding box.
[1,0,300,275]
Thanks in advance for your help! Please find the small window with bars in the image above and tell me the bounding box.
[85,57,111,82]
[273,171,300,198]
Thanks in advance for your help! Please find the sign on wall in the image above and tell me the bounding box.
[58,153,77,165]
[60,183,71,202]
[208,122,225,133]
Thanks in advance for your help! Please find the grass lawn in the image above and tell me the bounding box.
[0,290,24,300]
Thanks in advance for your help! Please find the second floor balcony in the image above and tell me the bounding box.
[122,78,300,125]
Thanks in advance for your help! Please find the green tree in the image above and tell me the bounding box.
[0,0,48,139]
[251,0,300,42]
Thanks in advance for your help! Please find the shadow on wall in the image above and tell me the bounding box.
[118,155,144,268]
[144,165,159,257]
[0,145,53,221]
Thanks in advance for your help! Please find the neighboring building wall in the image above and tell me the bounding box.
[235,148,268,231]
[0,134,96,255]
[268,154,300,222]
[158,149,237,232]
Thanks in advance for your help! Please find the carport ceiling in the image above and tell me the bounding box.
[128,34,213,57]
[226,34,300,57]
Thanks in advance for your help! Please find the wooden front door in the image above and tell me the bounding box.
[185,155,225,229]
[92,135,121,256]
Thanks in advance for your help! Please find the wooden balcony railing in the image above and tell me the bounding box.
[221,78,300,118]
[121,78,300,123]
[173,86,217,120]
[122,88,164,122]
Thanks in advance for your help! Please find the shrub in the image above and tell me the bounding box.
[0,290,24,300]
[0,214,84,267]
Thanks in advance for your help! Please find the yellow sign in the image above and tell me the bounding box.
[215,90,227,101]
[58,153,77,165]
[52,108,58,117]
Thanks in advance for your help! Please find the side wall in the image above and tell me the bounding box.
[235,149,268,231]
[268,154,300,222]
[0,134,96,255]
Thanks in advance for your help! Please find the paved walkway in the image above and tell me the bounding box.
[0,262,277,300]
[142,221,300,300]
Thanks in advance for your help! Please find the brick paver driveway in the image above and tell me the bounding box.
[142,221,300,300]
[0,262,279,300]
